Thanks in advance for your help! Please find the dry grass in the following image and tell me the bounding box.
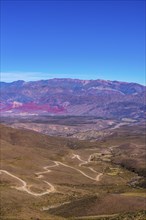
[0,124,146,219]
[48,194,146,218]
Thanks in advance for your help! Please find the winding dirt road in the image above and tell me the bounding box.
[0,153,103,197]
[72,154,103,181]
[36,154,103,182]
[0,170,55,196]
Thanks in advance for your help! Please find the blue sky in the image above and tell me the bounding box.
[1,0,145,84]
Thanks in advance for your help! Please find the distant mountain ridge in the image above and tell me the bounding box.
[0,78,145,119]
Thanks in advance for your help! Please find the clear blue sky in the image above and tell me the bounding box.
[1,0,145,84]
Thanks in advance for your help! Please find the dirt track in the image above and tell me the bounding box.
[0,154,103,197]
[0,170,55,196]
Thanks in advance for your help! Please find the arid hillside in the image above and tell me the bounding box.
[0,124,146,219]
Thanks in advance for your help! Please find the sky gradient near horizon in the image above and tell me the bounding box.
[1,0,145,85]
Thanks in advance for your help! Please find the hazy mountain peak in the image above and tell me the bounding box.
[0,78,145,119]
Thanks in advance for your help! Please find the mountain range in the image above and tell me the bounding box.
[0,78,145,119]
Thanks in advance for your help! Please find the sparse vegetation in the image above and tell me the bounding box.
[0,121,146,219]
